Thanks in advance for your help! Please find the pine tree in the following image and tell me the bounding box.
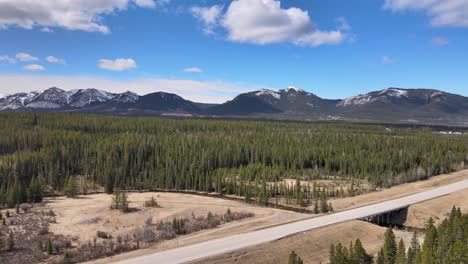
[64,176,77,198]
[352,239,372,264]
[329,244,336,264]
[7,230,14,251]
[313,199,319,214]
[421,218,437,264]
[376,249,385,264]
[394,239,406,264]
[382,227,397,264]
[320,194,328,213]
[288,250,303,264]
[0,230,4,252]
[407,232,420,264]
[45,238,54,255]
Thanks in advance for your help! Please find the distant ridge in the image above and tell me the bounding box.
[1,87,467,125]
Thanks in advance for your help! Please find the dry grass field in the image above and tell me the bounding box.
[193,171,468,264]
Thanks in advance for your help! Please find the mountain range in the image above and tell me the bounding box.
[1,86,467,125]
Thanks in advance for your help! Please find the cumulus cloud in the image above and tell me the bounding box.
[98,58,137,71]
[384,0,468,27]
[191,5,223,35]
[0,55,16,64]
[23,64,45,71]
[16,52,38,62]
[432,37,449,46]
[0,74,272,103]
[191,0,347,47]
[183,67,203,73]
[221,0,345,46]
[381,56,395,64]
[46,56,65,64]
[0,0,156,34]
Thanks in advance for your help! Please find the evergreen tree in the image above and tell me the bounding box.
[421,218,437,264]
[394,239,406,264]
[320,194,328,213]
[7,230,14,251]
[0,230,4,252]
[382,227,397,264]
[45,238,54,255]
[351,239,372,264]
[407,232,420,264]
[288,250,303,264]
[375,249,385,264]
[313,199,319,214]
[64,176,77,198]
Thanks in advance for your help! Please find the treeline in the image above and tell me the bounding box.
[327,206,468,264]
[0,113,467,207]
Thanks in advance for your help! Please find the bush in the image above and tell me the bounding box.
[96,231,112,239]
[144,196,159,208]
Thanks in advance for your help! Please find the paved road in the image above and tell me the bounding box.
[116,179,468,264]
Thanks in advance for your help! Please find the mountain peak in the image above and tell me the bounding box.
[284,86,304,93]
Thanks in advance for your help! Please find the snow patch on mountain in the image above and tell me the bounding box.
[338,94,374,106]
[379,88,408,98]
[255,89,281,100]
[284,86,304,93]
[111,91,139,103]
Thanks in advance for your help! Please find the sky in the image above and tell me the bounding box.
[0,0,467,103]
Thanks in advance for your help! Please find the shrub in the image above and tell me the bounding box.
[144,196,159,208]
[96,231,112,239]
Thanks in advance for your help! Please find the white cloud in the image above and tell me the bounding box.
[16,52,38,62]
[191,5,223,34]
[183,67,203,73]
[134,0,156,8]
[191,0,347,47]
[40,27,53,33]
[220,0,345,46]
[46,56,65,64]
[0,0,156,34]
[0,74,272,103]
[432,36,449,46]
[23,64,45,71]
[98,58,137,71]
[0,55,16,64]
[381,56,395,64]
[384,0,468,27]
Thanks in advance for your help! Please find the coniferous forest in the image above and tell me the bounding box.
[0,113,467,207]
[327,206,468,264]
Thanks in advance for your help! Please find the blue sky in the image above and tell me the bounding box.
[0,0,467,103]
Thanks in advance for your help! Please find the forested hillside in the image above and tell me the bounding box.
[0,113,467,207]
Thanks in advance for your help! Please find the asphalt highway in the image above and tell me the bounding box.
[115,179,468,264]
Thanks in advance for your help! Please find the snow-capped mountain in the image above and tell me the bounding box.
[69,89,115,107]
[109,91,139,104]
[1,86,467,125]
[336,88,468,123]
[27,87,74,109]
[1,88,125,110]
[0,91,42,110]
[210,86,339,115]
[338,88,410,107]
